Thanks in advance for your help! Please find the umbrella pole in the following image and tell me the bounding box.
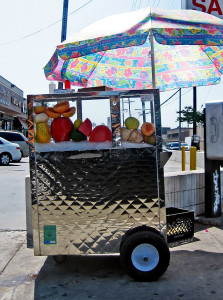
[149,29,156,90]
[58,0,69,90]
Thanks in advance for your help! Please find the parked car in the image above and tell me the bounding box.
[167,142,189,151]
[0,131,29,158]
[0,137,22,165]
[181,143,190,151]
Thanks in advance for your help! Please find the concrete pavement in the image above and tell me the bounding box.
[0,223,223,300]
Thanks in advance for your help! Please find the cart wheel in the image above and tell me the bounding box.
[53,255,67,264]
[120,231,170,281]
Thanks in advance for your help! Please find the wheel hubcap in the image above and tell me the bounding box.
[1,155,9,165]
[131,243,159,272]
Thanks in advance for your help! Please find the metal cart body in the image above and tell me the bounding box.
[27,89,170,280]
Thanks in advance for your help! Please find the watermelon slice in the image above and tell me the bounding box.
[78,118,92,137]
[89,125,112,142]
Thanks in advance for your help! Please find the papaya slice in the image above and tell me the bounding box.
[34,106,46,114]
[141,122,155,137]
[61,107,76,118]
[46,107,61,118]
[53,101,69,113]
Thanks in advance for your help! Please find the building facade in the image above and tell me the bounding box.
[166,125,204,150]
[0,75,27,135]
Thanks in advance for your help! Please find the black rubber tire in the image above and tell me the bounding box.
[120,226,165,252]
[0,153,10,166]
[53,255,67,264]
[120,231,170,281]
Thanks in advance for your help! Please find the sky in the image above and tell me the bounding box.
[1,0,223,128]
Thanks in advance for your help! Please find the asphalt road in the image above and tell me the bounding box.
[0,157,30,230]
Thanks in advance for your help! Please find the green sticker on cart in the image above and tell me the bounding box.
[44,225,56,244]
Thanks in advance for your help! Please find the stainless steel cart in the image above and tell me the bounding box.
[27,89,171,281]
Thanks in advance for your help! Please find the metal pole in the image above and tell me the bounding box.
[142,101,146,123]
[58,0,69,89]
[128,98,131,117]
[149,29,156,90]
[179,88,182,149]
[122,98,125,125]
[193,86,197,136]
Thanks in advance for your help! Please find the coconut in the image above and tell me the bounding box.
[121,127,131,141]
[128,129,143,143]
[34,112,48,124]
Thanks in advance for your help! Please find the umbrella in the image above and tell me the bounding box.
[44,7,223,91]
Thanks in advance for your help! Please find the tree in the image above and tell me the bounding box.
[176,106,204,126]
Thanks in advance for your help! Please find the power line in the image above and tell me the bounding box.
[0,0,94,46]
[161,88,193,107]
[160,89,180,106]
[138,0,142,9]
[201,86,213,108]
[155,0,160,8]
[147,0,151,6]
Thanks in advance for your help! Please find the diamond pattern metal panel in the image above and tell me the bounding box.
[30,148,166,255]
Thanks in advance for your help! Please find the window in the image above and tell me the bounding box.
[0,132,25,141]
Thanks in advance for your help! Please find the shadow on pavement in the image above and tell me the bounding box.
[33,249,223,300]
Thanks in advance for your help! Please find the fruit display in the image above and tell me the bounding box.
[70,129,87,142]
[33,101,77,143]
[143,134,156,145]
[121,117,156,146]
[61,107,76,118]
[89,125,112,142]
[120,127,131,141]
[46,107,60,119]
[128,129,143,143]
[34,112,51,143]
[125,117,139,130]
[34,112,49,124]
[73,119,82,129]
[36,122,51,143]
[34,106,46,114]
[79,118,92,137]
[51,117,73,142]
[53,101,70,114]
[141,122,155,137]
[33,101,157,147]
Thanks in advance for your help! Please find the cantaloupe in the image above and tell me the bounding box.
[141,122,155,136]
[62,107,76,118]
[53,101,69,113]
[34,106,46,114]
[46,107,61,118]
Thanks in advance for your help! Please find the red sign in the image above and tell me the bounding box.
[182,0,223,19]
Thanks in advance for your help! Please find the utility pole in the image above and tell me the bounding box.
[193,86,197,136]
[178,88,182,148]
[58,0,69,89]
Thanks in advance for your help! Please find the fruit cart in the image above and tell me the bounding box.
[27,89,172,281]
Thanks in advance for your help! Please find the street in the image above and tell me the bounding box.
[0,158,29,230]
[1,157,223,300]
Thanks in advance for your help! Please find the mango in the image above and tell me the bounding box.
[125,117,139,130]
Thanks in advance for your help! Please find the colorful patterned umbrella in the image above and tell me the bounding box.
[44,7,223,91]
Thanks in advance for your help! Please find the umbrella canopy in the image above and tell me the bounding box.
[44,7,223,91]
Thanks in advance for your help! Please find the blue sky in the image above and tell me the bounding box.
[1,0,223,128]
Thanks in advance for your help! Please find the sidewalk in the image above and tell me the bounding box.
[0,222,223,300]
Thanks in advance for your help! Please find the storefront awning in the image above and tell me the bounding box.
[19,118,28,129]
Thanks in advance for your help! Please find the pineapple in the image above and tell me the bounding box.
[36,122,51,143]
